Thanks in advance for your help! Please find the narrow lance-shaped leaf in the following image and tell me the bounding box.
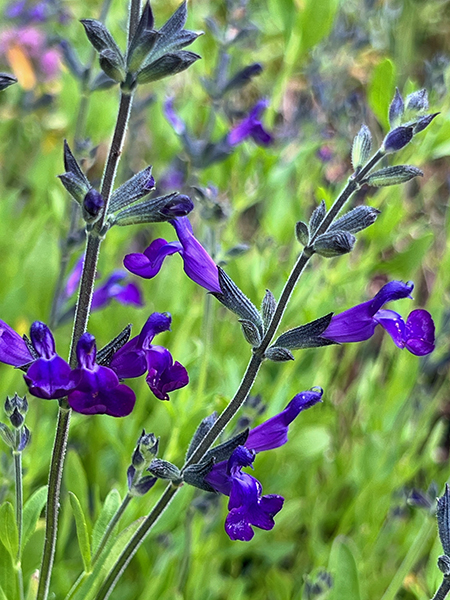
[309,200,326,236]
[96,325,132,367]
[80,19,123,59]
[313,231,356,258]
[109,166,155,213]
[261,289,277,330]
[388,88,404,129]
[273,313,334,349]
[69,492,92,573]
[0,502,19,560]
[91,489,121,556]
[22,486,48,552]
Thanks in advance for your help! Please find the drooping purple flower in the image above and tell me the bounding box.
[322,281,435,356]
[205,389,323,540]
[124,216,222,293]
[109,312,189,401]
[145,345,189,401]
[227,100,273,147]
[24,321,79,399]
[67,333,136,417]
[0,319,34,367]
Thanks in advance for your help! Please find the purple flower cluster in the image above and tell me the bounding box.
[0,313,188,417]
[124,216,221,293]
[227,99,273,147]
[205,389,323,541]
[322,281,435,356]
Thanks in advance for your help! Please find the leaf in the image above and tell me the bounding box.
[65,450,90,524]
[22,485,48,552]
[328,537,361,600]
[0,501,19,560]
[0,541,15,600]
[92,489,121,556]
[71,518,145,600]
[368,58,396,130]
[299,0,340,53]
[69,492,92,573]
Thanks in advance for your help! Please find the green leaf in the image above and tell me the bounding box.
[0,541,16,600]
[92,489,121,555]
[0,584,8,600]
[22,485,48,552]
[299,0,340,53]
[25,571,39,600]
[71,518,145,600]
[69,492,92,573]
[65,450,90,520]
[0,502,19,560]
[368,58,396,130]
[328,537,361,600]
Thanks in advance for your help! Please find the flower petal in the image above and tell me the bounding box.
[404,309,435,356]
[171,217,221,293]
[246,389,323,452]
[373,309,406,348]
[0,319,33,367]
[24,355,79,399]
[124,238,182,279]
[370,281,414,315]
[145,345,189,400]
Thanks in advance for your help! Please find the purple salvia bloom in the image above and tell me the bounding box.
[227,100,273,147]
[68,333,136,417]
[322,281,435,356]
[5,1,27,18]
[0,319,34,367]
[110,312,172,379]
[205,389,322,540]
[24,321,79,399]
[145,345,189,400]
[91,272,144,310]
[124,217,222,293]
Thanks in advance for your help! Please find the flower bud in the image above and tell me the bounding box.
[382,126,414,153]
[82,189,104,223]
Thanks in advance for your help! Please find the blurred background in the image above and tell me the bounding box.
[0,0,450,598]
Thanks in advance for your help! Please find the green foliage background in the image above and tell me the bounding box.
[1,0,450,598]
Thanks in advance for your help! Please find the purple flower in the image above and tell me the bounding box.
[124,216,221,293]
[322,281,435,356]
[110,313,189,401]
[67,333,136,417]
[91,272,143,310]
[0,319,34,367]
[24,322,79,399]
[145,346,189,401]
[65,256,143,311]
[205,389,323,541]
[227,100,273,147]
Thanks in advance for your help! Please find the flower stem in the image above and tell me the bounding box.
[38,22,137,600]
[13,429,24,600]
[36,406,71,600]
[93,147,387,600]
[92,494,132,564]
[432,579,450,600]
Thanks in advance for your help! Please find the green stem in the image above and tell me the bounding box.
[94,148,387,600]
[14,429,24,600]
[38,49,136,600]
[432,579,450,600]
[92,494,132,564]
[49,0,115,330]
[36,407,71,600]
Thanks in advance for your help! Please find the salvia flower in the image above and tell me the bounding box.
[205,389,323,541]
[321,281,435,356]
[67,333,136,417]
[109,312,189,401]
[65,256,143,311]
[124,216,221,293]
[227,99,273,147]
[24,321,79,399]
